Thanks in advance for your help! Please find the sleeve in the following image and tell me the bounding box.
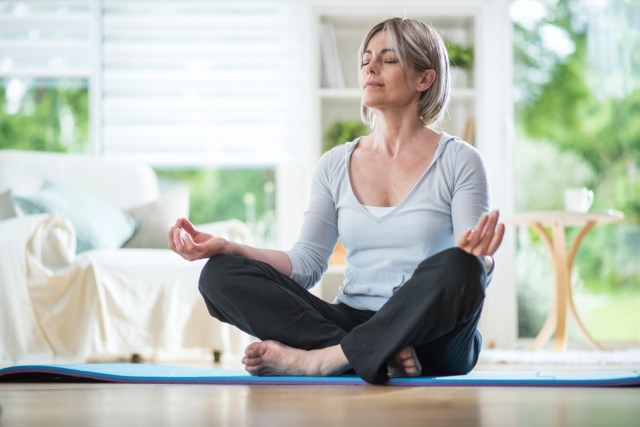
[450,142,491,242]
[284,150,341,289]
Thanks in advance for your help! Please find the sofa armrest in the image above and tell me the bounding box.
[123,185,190,249]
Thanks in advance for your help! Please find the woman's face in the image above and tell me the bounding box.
[359,31,423,112]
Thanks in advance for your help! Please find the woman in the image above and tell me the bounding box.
[168,17,505,385]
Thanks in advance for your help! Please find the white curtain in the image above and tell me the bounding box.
[100,0,309,167]
[0,0,310,168]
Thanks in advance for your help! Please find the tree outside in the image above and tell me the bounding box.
[156,168,277,246]
[512,0,640,340]
[0,78,89,153]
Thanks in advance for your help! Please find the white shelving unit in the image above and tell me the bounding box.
[308,0,517,348]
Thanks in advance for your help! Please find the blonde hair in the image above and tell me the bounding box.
[359,17,451,127]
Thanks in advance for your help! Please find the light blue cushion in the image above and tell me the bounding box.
[14,180,138,253]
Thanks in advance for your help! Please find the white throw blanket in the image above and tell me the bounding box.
[1,214,227,364]
[1,214,75,363]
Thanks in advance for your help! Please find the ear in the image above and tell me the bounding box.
[416,69,436,92]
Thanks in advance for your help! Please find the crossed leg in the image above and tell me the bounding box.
[242,341,421,378]
[200,249,485,384]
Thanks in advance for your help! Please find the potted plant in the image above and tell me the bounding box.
[445,40,474,88]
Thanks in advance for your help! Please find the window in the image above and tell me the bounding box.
[512,0,640,343]
[0,78,88,152]
[1,1,311,244]
[100,1,307,167]
[0,0,92,152]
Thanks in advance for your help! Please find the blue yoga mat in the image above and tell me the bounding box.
[1,364,639,387]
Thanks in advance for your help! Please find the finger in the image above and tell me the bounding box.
[181,228,196,247]
[479,210,499,239]
[467,214,489,246]
[173,227,185,251]
[472,228,495,256]
[457,227,474,248]
[167,227,177,251]
[478,213,500,250]
[486,223,506,255]
[170,226,182,252]
[181,218,197,234]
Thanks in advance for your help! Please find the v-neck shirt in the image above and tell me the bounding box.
[285,132,490,311]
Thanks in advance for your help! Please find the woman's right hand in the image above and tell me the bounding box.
[168,217,227,261]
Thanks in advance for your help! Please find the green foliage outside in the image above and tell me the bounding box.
[322,120,369,153]
[514,0,640,340]
[0,79,89,153]
[156,168,276,245]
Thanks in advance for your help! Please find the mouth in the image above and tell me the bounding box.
[363,81,383,89]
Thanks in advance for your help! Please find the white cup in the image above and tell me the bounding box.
[564,187,594,213]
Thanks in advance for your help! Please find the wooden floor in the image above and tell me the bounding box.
[1,362,639,427]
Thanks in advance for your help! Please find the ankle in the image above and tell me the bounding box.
[314,345,349,376]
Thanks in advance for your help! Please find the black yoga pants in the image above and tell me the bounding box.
[198,247,488,384]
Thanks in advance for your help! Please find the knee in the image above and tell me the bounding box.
[414,248,486,311]
[435,247,484,275]
[420,248,485,289]
[198,254,240,298]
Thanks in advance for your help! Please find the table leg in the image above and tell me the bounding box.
[529,220,605,351]
[550,220,570,351]
[529,223,564,350]
[566,221,605,350]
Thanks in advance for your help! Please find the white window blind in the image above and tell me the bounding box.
[0,0,93,78]
[101,0,308,167]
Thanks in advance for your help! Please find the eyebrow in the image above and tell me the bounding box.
[363,48,396,55]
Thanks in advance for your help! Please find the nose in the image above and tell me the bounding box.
[363,60,378,75]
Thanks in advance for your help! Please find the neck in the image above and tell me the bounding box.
[370,115,439,158]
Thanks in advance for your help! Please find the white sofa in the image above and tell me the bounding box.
[0,149,251,364]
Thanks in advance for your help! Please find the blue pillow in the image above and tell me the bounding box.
[14,180,139,253]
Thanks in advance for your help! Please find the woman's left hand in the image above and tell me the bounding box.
[457,209,505,257]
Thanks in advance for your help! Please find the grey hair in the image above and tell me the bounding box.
[358,17,451,127]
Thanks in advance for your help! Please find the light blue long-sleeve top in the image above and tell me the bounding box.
[284,132,490,311]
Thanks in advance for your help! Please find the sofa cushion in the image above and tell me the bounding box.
[0,189,17,221]
[13,180,138,253]
[124,186,189,249]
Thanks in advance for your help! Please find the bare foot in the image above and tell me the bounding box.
[387,347,422,378]
[241,340,350,376]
